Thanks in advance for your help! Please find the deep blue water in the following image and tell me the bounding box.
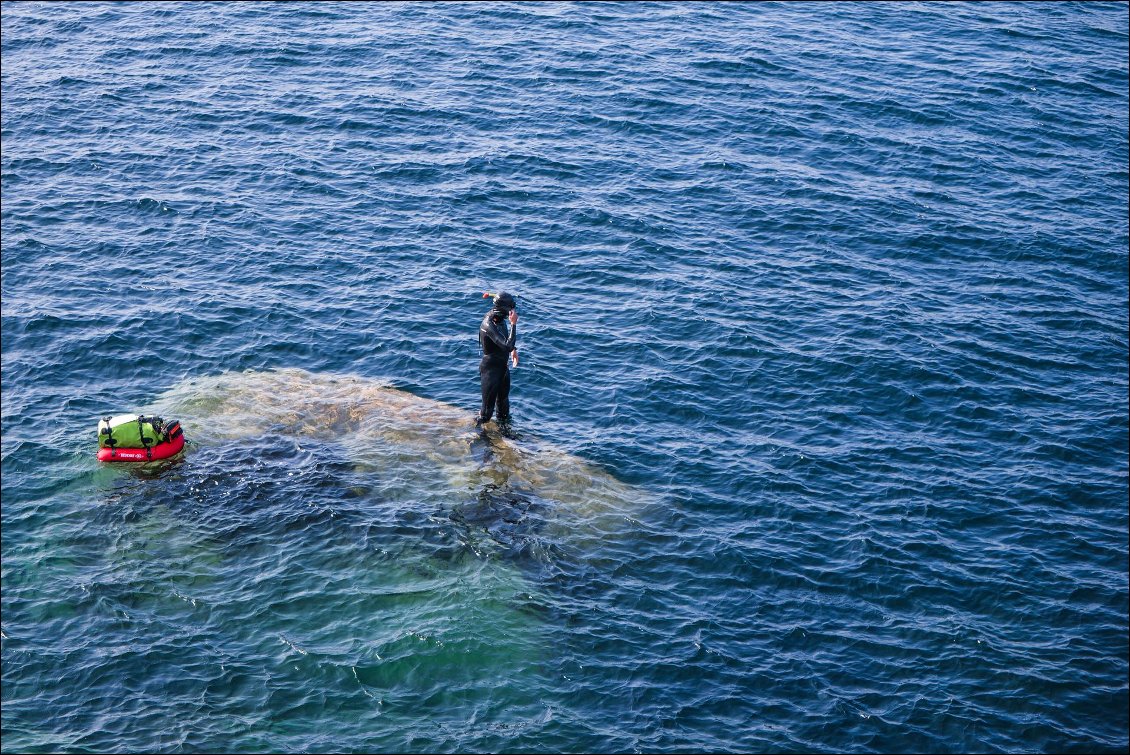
[2,2,1128,753]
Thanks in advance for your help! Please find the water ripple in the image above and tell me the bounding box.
[3,2,1128,753]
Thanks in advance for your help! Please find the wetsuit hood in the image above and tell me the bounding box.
[491,292,516,313]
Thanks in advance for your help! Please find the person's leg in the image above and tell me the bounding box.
[496,367,511,422]
[479,363,500,423]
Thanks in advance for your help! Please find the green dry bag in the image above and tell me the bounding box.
[97,414,168,449]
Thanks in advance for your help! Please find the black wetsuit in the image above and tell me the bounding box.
[478,310,516,424]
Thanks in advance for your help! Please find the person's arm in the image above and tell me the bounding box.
[509,310,519,366]
[481,324,516,352]
[481,312,517,353]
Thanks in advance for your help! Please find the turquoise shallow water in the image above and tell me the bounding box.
[2,2,1128,753]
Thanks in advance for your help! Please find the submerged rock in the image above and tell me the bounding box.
[148,367,650,560]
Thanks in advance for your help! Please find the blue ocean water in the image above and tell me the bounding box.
[2,1,1127,752]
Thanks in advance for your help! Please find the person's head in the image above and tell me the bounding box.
[492,291,517,313]
[489,291,516,321]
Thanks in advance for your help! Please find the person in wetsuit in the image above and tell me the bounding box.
[476,291,518,427]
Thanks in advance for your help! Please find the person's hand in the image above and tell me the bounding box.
[511,348,519,367]
[508,309,518,325]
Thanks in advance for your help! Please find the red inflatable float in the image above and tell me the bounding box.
[97,432,185,462]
